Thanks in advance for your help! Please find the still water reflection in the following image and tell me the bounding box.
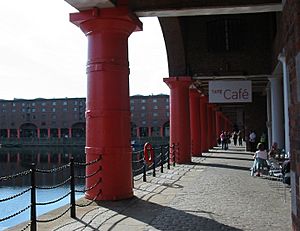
[0,146,86,230]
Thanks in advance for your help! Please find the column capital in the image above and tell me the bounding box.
[164,76,192,89]
[70,7,142,34]
[200,95,208,104]
[189,88,201,98]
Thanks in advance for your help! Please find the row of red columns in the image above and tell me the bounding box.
[69,6,232,201]
[164,77,232,164]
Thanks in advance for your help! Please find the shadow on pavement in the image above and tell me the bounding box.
[52,196,243,231]
[193,162,250,171]
[208,150,253,156]
[100,197,242,231]
[203,155,253,162]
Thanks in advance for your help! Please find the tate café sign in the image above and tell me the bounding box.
[208,80,252,103]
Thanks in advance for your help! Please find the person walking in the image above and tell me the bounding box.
[232,131,238,146]
[220,131,226,150]
[249,130,256,152]
[238,130,243,146]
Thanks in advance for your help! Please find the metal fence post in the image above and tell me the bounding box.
[160,145,164,173]
[30,163,37,231]
[152,151,156,177]
[143,161,147,182]
[167,145,170,170]
[172,143,176,167]
[70,157,76,218]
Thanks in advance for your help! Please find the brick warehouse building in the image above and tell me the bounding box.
[0,95,170,143]
[0,98,86,140]
[130,94,170,142]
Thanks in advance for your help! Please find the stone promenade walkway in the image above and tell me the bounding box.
[10,145,291,231]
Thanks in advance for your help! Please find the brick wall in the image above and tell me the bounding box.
[278,0,300,230]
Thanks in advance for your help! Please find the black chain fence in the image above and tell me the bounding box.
[0,143,177,230]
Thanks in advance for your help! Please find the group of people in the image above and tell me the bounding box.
[219,130,243,150]
[250,142,290,185]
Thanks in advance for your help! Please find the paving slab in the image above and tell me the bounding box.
[8,145,291,231]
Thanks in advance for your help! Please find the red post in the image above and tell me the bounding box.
[68,128,72,138]
[206,104,213,149]
[211,105,216,147]
[148,126,152,137]
[37,128,40,139]
[164,76,192,164]
[160,127,164,137]
[17,128,20,139]
[200,95,208,152]
[70,7,142,200]
[189,88,201,156]
[58,128,61,139]
[7,129,10,139]
[215,111,222,140]
[47,128,51,139]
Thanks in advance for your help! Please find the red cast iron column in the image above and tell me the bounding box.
[189,88,201,156]
[206,104,213,149]
[164,77,192,164]
[215,111,222,139]
[70,8,142,200]
[211,105,217,147]
[200,95,208,152]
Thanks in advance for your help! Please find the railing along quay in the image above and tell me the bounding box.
[0,143,177,230]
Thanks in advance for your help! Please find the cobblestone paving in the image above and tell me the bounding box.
[9,145,292,231]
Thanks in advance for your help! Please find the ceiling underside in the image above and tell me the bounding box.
[65,0,282,118]
[66,0,282,16]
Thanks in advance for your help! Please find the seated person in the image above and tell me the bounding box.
[253,143,268,177]
[282,159,291,185]
[268,142,280,159]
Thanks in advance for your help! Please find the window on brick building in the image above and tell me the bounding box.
[152,99,157,103]
[153,105,158,109]
[141,106,146,110]
[153,112,158,117]
[141,99,146,103]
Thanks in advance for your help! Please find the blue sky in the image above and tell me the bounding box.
[0,0,169,100]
